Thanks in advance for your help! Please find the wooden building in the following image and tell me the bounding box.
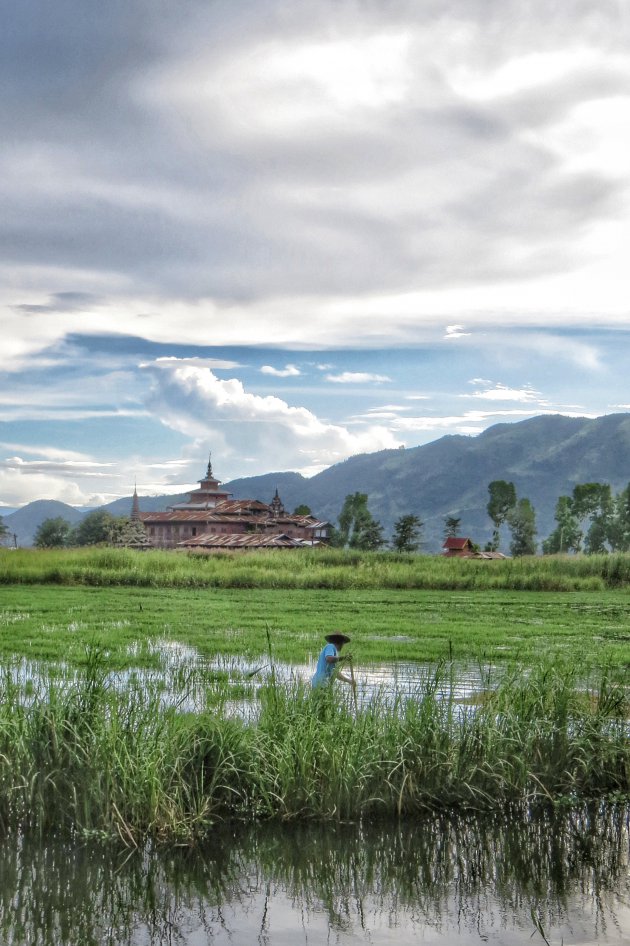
[442,537,507,559]
[140,455,329,550]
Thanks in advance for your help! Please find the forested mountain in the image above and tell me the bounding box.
[5,414,630,551]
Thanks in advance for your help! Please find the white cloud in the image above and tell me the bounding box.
[325,372,392,384]
[461,383,545,403]
[260,364,301,377]
[392,407,596,433]
[143,360,401,477]
[445,324,471,339]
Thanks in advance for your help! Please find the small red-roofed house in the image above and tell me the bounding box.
[442,537,476,557]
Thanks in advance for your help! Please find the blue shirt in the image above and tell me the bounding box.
[311,642,337,688]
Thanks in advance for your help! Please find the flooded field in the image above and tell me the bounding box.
[1,638,499,717]
[3,806,630,945]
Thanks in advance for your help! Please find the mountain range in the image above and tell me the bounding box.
[3,413,630,552]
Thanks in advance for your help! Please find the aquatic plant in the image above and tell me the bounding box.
[0,655,629,843]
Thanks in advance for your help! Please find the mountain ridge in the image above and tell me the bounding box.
[4,413,630,551]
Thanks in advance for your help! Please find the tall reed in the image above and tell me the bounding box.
[3,547,630,590]
[1,656,629,843]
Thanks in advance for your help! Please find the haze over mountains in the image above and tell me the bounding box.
[4,414,630,552]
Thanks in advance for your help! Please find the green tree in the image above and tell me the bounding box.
[507,498,537,557]
[392,514,423,552]
[0,516,8,543]
[336,492,384,550]
[443,516,461,539]
[293,504,312,516]
[542,496,581,554]
[354,519,386,551]
[572,482,613,554]
[608,483,630,551]
[69,510,116,547]
[487,480,517,551]
[34,517,72,548]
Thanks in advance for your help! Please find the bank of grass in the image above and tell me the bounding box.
[3,546,630,591]
[1,655,629,843]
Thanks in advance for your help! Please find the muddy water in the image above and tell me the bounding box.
[2,806,630,945]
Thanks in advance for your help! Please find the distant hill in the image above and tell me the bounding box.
[3,500,85,547]
[6,414,630,551]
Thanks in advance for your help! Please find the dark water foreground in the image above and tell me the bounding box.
[2,806,630,946]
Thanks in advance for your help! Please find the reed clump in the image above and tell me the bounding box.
[1,655,629,843]
[4,547,630,591]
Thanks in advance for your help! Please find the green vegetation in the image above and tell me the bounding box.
[392,513,423,552]
[6,545,630,592]
[1,654,629,843]
[1,577,630,668]
[1,547,630,842]
[544,481,630,554]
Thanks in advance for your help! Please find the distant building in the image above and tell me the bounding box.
[139,454,329,550]
[442,537,508,559]
[442,537,477,557]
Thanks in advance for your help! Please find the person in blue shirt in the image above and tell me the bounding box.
[311,632,354,689]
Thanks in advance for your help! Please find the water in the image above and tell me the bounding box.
[2,806,630,945]
[0,641,499,717]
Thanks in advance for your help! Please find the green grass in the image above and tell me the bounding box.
[3,546,630,591]
[0,583,630,667]
[1,655,629,842]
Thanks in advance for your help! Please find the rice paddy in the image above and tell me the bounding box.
[2,547,630,843]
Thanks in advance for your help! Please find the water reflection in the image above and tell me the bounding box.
[2,805,630,945]
[2,646,497,717]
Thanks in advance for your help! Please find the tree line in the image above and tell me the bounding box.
[5,478,630,556]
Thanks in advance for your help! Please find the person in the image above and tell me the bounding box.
[311,632,354,689]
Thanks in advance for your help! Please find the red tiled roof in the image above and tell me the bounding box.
[442,537,474,550]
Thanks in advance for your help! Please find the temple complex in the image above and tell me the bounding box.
[139,455,329,550]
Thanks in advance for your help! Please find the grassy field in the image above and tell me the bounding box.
[2,548,630,839]
[1,582,630,667]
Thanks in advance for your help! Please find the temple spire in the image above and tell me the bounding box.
[131,481,141,521]
[206,452,213,479]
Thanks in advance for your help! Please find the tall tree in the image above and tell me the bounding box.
[507,498,537,557]
[487,480,517,551]
[608,483,630,552]
[392,514,423,552]
[0,516,8,543]
[34,517,72,549]
[336,493,384,550]
[542,496,581,554]
[572,482,613,554]
[443,516,461,539]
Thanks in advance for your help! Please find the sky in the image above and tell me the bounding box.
[1,0,630,509]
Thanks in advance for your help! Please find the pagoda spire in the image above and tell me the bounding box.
[131,481,141,521]
[206,452,213,479]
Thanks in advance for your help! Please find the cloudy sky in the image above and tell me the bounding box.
[1,0,629,508]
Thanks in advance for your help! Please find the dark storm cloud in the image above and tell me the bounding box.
[1,0,628,303]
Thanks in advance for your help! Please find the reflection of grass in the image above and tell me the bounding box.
[2,805,629,945]
[1,653,630,843]
[1,582,630,667]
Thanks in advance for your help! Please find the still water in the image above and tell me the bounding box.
[3,807,630,945]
